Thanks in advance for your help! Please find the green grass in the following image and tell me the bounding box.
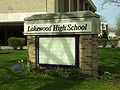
[99,48,120,76]
[0,49,120,90]
[0,50,27,68]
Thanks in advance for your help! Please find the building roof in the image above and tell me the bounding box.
[87,0,97,11]
[25,11,100,21]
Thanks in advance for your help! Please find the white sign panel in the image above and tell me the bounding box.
[39,37,75,65]
[24,21,92,35]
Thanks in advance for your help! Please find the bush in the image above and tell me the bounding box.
[98,38,108,48]
[18,38,25,50]
[8,37,19,50]
[53,67,63,77]
[99,72,113,79]
[12,60,32,73]
[68,68,80,80]
[108,38,119,48]
[98,30,108,48]
[0,41,1,50]
[8,37,25,50]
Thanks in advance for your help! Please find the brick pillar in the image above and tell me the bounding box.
[27,36,36,68]
[79,34,98,76]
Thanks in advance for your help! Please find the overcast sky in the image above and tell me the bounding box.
[92,0,120,28]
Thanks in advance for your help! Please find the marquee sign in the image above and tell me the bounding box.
[24,21,92,35]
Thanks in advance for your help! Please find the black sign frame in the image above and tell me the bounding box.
[35,34,80,68]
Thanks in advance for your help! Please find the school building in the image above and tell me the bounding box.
[0,0,96,45]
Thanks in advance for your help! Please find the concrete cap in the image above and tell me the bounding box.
[24,11,100,21]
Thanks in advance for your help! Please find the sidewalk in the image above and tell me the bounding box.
[0,46,27,49]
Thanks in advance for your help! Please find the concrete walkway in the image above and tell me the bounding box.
[0,46,27,49]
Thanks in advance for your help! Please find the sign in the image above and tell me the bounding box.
[24,21,92,35]
[38,37,76,65]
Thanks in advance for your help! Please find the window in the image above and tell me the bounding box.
[57,0,84,12]
[85,3,88,10]
[64,0,69,12]
[79,0,83,11]
[73,0,77,11]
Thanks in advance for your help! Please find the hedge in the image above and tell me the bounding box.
[8,37,25,50]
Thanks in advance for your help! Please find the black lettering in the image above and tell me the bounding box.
[53,25,66,32]
[28,26,30,31]
[67,24,73,30]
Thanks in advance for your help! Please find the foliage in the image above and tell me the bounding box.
[115,29,120,36]
[0,50,27,68]
[116,16,120,29]
[103,72,112,79]
[99,37,119,48]
[8,37,25,50]
[18,38,25,50]
[108,38,119,48]
[98,30,108,48]
[53,67,63,77]
[116,16,120,36]
[8,37,19,50]
[68,68,80,80]
[98,48,120,76]
[0,49,120,89]
[102,0,120,7]
[98,38,108,48]
[17,60,32,73]
[0,41,1,50]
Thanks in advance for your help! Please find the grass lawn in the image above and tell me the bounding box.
[0,49,120,90]
[99,48,120,76]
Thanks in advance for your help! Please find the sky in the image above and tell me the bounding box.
[92,0,120,28]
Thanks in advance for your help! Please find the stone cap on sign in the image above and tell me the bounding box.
[24,11,100,21]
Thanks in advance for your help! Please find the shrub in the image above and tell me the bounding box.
[18,38,25,50]
[0,41,1,50]
[98,38,108,48]
[8,37,19,50]
[101,72,112,79]
[68,68,80,80]
[53,67,63,77]
[12,60,32,73]
[19,60,32,73]
[98,30,108,48]
[8,37,25,50]
[108,38,119,48]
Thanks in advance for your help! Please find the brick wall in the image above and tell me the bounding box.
[79,34,98,75]
[27,34,98,76]
[27,36,36,68]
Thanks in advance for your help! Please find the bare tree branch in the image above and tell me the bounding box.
[102,0,120,7]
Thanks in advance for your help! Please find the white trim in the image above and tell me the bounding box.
[69,0,71,12]
[77,0,80,11]
[87,0,96,11]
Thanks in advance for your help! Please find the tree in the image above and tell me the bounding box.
[115,16,120,36]
[116,15,120,29]
[101,0,120,7]
[100,16,107,22]
[108,27,115,32]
